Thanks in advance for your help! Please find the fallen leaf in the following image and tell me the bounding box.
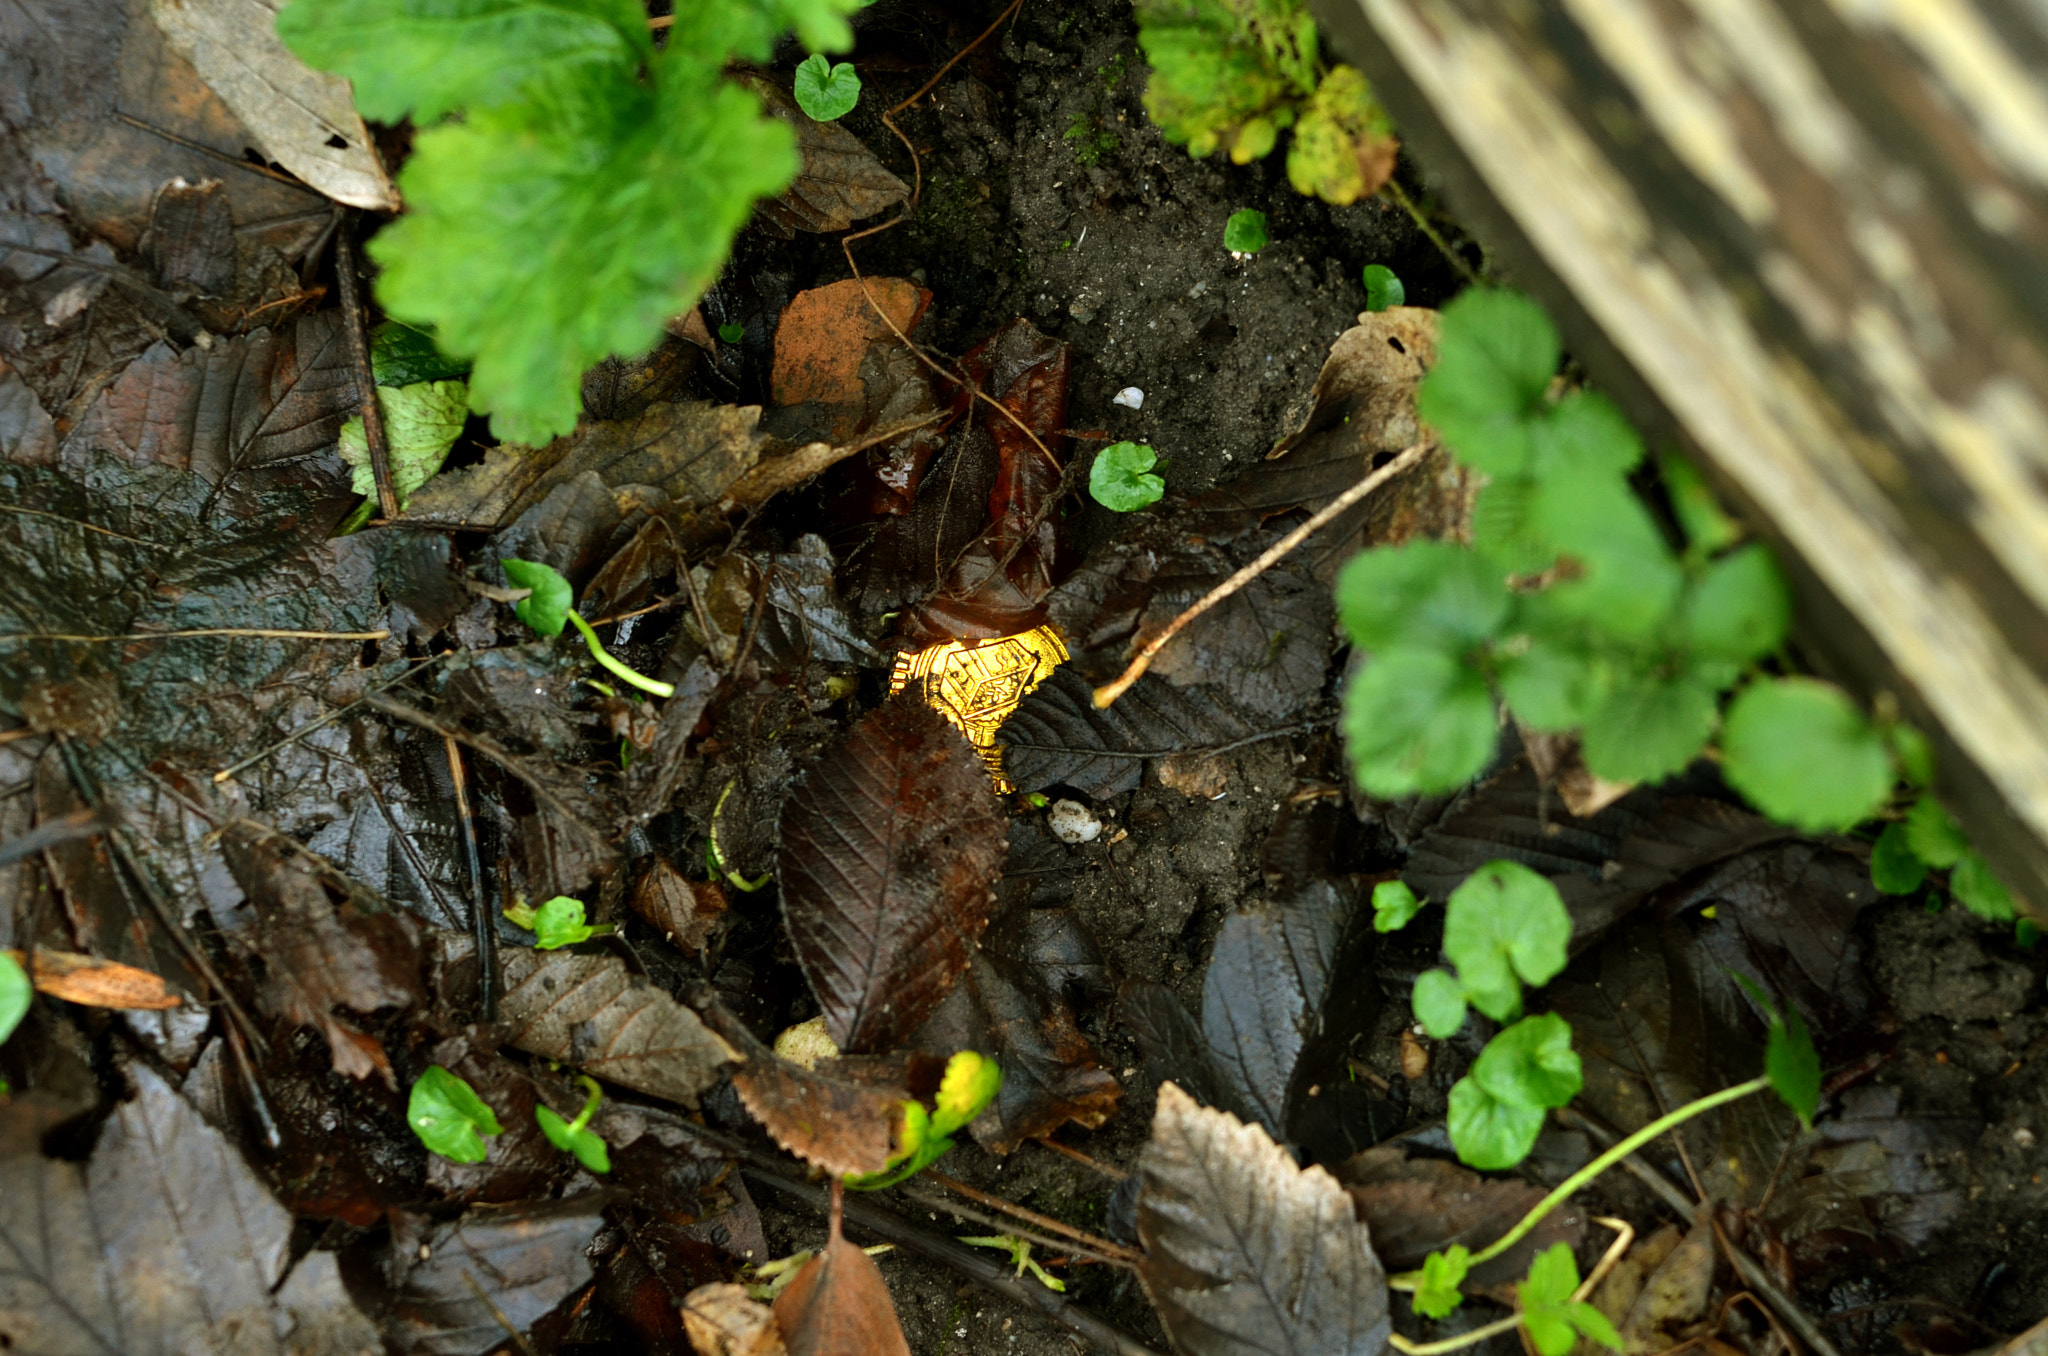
[998,665,1254,799]
[1119,977,1239,1118]
[148,0,396,210]
[0,360,58,465]
[0,1062,377,1356]
[771,278,929,409]
[4,947,182,1009]
[1617,1215,1716,1352]
[143,177,236,299]
[778,698,1007,1052]
[743,76,910,236]
[684,1282,788,1356]
[1335,1145,1583,1287]
[694,535,882,669]
[773,1227,912,1356]
[1136,1083,1392,1356]
[633,858,730,955]
[498,946,739,1105]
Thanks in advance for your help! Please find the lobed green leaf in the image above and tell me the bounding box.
[1870,822,1928,895]
[1416,289,1558,476]
[1341,648,1498,797]
[1904,795,1969,869]
[1334,541,1511,655]
[1952,850,2017,921]
[1679,543,1790,664]
[1528,467,1683,638]
[1442,861,1571,1002]
[1089,442,1167,511]
[1721,678,1891,831]
[1412,1245,1471,1319]
[1448,1013,1581,1170]
[1578,669,1716,785]
[793,52,861,120]
[1371,879,1424,933]
[1223,208,1269,252]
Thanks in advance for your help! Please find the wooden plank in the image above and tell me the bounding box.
[1316,0,2048,911]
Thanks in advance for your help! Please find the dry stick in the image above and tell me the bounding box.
[879,0,1028,206]
[333,211,399,522]
[894,1185,1133,1270]
[1031,1136,1129,1182]
[443,735,496,1022]
[742,1166,1167,1356]
[1093,440,1432,707]
[921,1171,1142,1264]
[1,627,391,645]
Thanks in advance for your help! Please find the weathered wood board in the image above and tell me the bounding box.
[1317,0,2048,913]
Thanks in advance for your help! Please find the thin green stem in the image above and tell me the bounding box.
[567,1075,603,1136]
[1461,1076,1767,1272]
[1382,180,1482,288]
[1387,1315,1525,1354]
[566,611,674,698]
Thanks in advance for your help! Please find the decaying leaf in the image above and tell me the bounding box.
[778,699,1006,1052]
[498,946,739,1105]
[772,1227,912,1356]
[684,1283,788,1356]
[148,0,396,210]
[771,278,930,410]
[699,1002,913,1178]
[0,1063,378,1356]
[999,665,1255,799]
[1136,1083,1392,1356]
[4,947,183,1009]
[632,858,729,955]
[1336,1145,1582,1286]
[744,76,910,236]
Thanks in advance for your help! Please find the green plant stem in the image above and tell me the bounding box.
[1386,1315,1525,1355]
[1394,1075,1768,1293]
[1381,180,1481,287]
[567,1075,603,1135]
[566,610,674,698]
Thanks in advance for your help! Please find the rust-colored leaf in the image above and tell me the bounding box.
[773,1228,911,1356]
[734,1057,907,1179]
[632,858,729,955]
[778,698,1006,1052]
[5,948,181,1010]
[772,278,930,409]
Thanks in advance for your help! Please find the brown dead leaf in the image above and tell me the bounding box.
[742,77,910,236]
[1336,1145,1582,1287]
[772,278,930,409]
[632,858,728,955]
[1618,1215,1717,1352]
[498,947,739,1106]
[684,1283,787,1356]
[5,948,181,1009]
[773,1227,911,1356]
[732,1056,907,1179]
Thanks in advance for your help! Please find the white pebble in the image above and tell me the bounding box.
[1112,386,1144,409]
[1047,799,1102,844]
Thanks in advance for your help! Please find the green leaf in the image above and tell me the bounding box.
[1570,1303,1624,1353]
[1223,208,1268,252]
[1133,0,1315,159]
[276,0,651,125]
[1517,1243,1580,1356]
[1661,450,1742,558]
[931,1050,1002,1137]
[407,1065,503,1164]
[1333,541,1511,654]
[1904,795,1969,869]
[1578,669,1717,784]
[1449,1014,1581,1170]
[1871,822,1929,895]
[1416,289,1558,476]
[718,321,745,344]
[501,558,575,637]
[371,319,469,386]
[1497,636,1609,732]
[1442,860,1571,1007]
[1888,722,1935,788]
[1284,64,1394,204]
[536,1104,612,1172]
[1721,678,1892,831]
[1765,1003,1820,1129]
[1680,543,1790,664]
[529,895,607,949]
[369,60,797,442]
[0,951,29,1047]
[792,52,860,120]
[1527,391,1642,479]
[1341,647,1498,798]
[1411,1245,1471,1319]
[1412,969,1468,1038]
[1372,879,1425,932]
[1952,850,2017,921]
[1529,466,1684,638]
[1468,475,1552,574]
[1447,1077,1546,1172]
[338,380,469,505]
[1363,263,1404,311]
[1089,442,1166,511]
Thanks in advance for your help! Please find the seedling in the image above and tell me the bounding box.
[1371,879,1424,932]
[1223,208,1268,254]
[717,321,745,344]
[0,951,29,1046]
[407,1065,502,1164]
[708,779,773,892]
[793,52,861,121]
[1089,442,1166,511]
[505,895,614,950]
[1363,263,1404,311]
[501,558,675,698]
[536,1074,611,1174]
[960,1235,1065,1292]
[1406,861,1570,1038]
[1872,792,2015,919]
[846,1049,1003,1190]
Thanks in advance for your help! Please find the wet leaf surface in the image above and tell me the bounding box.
[497,945,738,1105]
[1136,1083,1391,1356]
[773,1228,912,1356]
[999,665,1255,799]
[778,698,1006,1052]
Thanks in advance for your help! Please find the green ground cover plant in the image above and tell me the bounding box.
[504,894,615,949]
[407,1064,503,1163]
[845,1049,1002,1190]
[536,1075,612,1172]
[792,51,861,120]
[1089,441,1166,510]
[502,557,676,697]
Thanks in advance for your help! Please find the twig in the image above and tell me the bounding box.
[918,1172,1141,1265]
[895,1185,1129,1270]
[1382,179,1482,287]
[444,735,496,1022]
[333,211,399,521]
[0,627,390,645]
[1000,719,1331,762]
[743,1166,1166,1356]
[879,0,1027,206]
[1093,440,1431,707]
[0,807,106,867]
[1031,1137,1129,1181]
[0,503,154,543]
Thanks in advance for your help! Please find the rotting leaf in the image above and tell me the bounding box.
[998,659,1256,799]
[771,277,931,412]
[698,1002,911,1178]
[683,1282,788,1356]
[1335,1145,1582,1287]
[0,1063,378,1356]
[1136,1083,1392,1356]
[772,1224,912,1356]
[778,698,1007,1052]
[497,945,738,1105]
[2,948,182,1010]
[743,76,909,236]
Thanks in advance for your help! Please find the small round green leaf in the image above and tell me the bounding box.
[408,1065,502,1164]
[1372,879,1425,933]
[1443,861,1572,1002]
[1579,670,1717,785]
[1952,850,2017,921]
[792,52,861,121]
[1362,263,1404,311]
[1334,540,1512,654]
[501,558,574,638]
[718,321,745,344]
[1089,442,1165,511]
[1412,968,1468,1038]
[1904,794,1969,869]
[1680,543,1790,664]
[1721,678,1892,831]
[1447,1075,1547,1171]
[530,895,603,949]
[1223,208,1268,253]
[1469,1012,1582,1110]
[1870,822,1928,895]
[0,951,30,1047]
[1341,647,1499,798]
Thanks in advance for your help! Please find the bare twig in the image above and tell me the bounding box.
[1032,1137,1129,1181]
[444,735,496,1022]
[213,653,447,783]
[333,211,398,521]
[919,1172,1141,1265]
[1093,440,1432,707]
[1,627,390,645]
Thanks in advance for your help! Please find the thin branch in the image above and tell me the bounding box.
[333,211,399,521]
[444,736,496,1022]
[1,627,389,645]
[917,1172,1141,1265]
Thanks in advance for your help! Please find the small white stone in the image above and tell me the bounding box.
[1047,798,1102,844]
[1112,386,1144,409]
[2016,1125,2037,1148]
